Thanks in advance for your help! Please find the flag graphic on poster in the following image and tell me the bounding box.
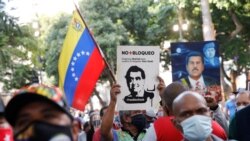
[58,10,105,110]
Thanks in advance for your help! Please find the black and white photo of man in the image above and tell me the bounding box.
[124,66,154,104]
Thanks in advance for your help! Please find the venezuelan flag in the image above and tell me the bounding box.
[58,10,105,111]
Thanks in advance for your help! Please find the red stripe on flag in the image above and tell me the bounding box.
[72,47,105,110]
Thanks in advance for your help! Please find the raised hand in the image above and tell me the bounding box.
[110,84,121,103]
[157,76,165,97]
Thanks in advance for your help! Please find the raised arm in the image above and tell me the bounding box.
[100,84,120,141]
[157,76,165,98]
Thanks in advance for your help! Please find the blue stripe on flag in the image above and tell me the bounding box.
[63,29,95,105]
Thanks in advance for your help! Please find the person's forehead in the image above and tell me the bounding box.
[129,71,142,77]
[177,96,206,113]
[131,110,142,116]
[92,114,100,119]
[206,47,215,51]
[188,56,202,62]
[16,101,71,129]
[237,93,249,101]
[18,101,63,116]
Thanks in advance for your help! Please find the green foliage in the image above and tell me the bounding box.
[43,14,71,84]
[2,65,38,90]
[211,1,250,74]
[0,0,39,90]
[41,0,250,85]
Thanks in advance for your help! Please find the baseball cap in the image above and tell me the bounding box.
[5,84,73,126]
[146,108,156,118]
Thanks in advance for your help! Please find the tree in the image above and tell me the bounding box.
[210,0,250,91]
[0,0,40,90]
[42,0,250,105]
[160,0,250,91]
[42,14,71,85]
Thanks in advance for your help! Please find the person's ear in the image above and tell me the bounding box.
[162,105,170,116]
[209,109,213,118]
[71,120,80,141]
[172,118,183,133]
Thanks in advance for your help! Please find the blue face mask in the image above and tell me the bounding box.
[180,115,212,141]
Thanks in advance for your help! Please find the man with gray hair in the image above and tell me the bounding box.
[235,91,250,111]
[229,90,250,140]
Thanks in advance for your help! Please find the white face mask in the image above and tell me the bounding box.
[180,115,212,141]
[237,105,245,111]
[229,95,235,99]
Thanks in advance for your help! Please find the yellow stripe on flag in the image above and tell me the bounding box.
[58,11,86,88]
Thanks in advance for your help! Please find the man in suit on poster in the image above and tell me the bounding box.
[179,51,218,91]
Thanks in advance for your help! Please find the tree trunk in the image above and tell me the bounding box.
[230,70,237,92]
[200,0,215,41]
[246,70,250,90]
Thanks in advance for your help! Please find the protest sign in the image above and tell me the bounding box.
[171,41,222,101]
[116,46,160,111]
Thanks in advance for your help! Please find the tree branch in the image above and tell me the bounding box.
[229,9,243,39]
[94,88,106,107]
[221,57,231,81]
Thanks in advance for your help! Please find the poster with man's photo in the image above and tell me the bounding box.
[117,46,160,111]
[170,41,222,101]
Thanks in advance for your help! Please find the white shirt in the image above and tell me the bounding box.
[78,131,86,141]
[143,125,157,141]
[188,75,206,90]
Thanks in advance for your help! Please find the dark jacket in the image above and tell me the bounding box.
[179,75,218,89]
[230,105,250,141]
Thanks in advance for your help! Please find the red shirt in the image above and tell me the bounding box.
[92,128,101,141]
[154,116,183,141]
[153,116,227,141]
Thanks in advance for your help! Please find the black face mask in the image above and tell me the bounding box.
[15,121,73,141]
[131,114,147,132]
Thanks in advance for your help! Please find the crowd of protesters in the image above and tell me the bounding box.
[0,77,250,141]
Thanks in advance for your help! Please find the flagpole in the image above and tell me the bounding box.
[73,3,116,83]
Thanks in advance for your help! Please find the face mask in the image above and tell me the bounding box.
[229,95,235,99]
[237,105,245,111]
[157,111,164,117]
[180,115,212,141]
[15,121,73,141]
[131,114,146,132]
[92,120,101,128]
[0,127,14,141]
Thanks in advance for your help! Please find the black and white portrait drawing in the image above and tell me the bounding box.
[124,65,154,104]
[117,46,160,111]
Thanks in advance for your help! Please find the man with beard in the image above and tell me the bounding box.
[101,84,147,141]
